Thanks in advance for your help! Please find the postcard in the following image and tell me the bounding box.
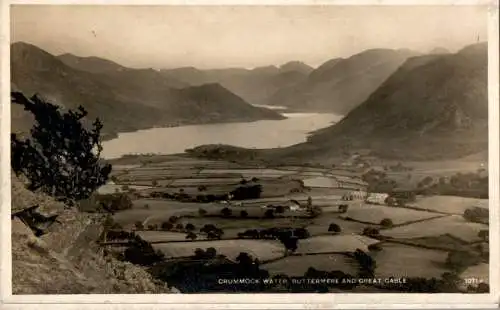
[1,1,499,309]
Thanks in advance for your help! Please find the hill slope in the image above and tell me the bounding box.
[11,42,284,139]
[266,49,420,114]
[160,62,312,106]
[296,42,488,160]
[11,174,175,294]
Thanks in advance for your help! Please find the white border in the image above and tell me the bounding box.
[1,0,499,309]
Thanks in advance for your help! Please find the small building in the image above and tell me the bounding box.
[342,189,367,201]
[365,193,389,205]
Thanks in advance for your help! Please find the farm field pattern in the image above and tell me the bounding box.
[108,156,490,290]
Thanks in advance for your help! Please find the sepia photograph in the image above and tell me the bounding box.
[1,1,499,307]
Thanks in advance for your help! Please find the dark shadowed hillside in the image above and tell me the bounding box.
[293,42,488,161]
[11,42,284,138]
[266,49,420,114]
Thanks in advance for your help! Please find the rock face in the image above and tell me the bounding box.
[11,42,284,138]
[279,42,488,161]
[11,175,173,294]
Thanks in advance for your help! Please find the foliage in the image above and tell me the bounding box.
[362,227,380,237]
[380,218,394,228]
[264,209,275,219]
[328,223,342,233]
[198,208,207,216]
[230,184,263,200]
[123,237,165,266]
[362,169,398,193]
[186,232,197,240]
[134,221,144,231]
[11,92,112,203]
[463,207,489,224]
[338,204,349,213]
[240,210,248,218]
[478,229,489,242]
[445,251,481,272]
[161,222,173,231]
[220,207,232,217]
[353,249,376,278]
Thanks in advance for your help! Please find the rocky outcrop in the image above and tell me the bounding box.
[11,175,175,294]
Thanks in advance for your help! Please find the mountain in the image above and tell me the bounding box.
[297,42,488,160]
[265,49,420,114]
[429,47,451,55]
[160,62,312,106]
[11,42,284,139]
[279,61,314,75]
[57,53,127,74]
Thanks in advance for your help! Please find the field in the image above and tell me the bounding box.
[306,216,380,235]
[104,154,490,292]
[371,243,449,279]
[262,254,358,276]
[113,199,225,227]
[153,239,285,261]
[295,235,380,254]
[341,203,442,225]
[381,215,488,243]
[136,231,203,242]
[410,196,488,214]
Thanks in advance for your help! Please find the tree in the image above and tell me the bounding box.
[279,235,299,255]
[198,185,207,192]
[446,251,481,272]
[134,221,144,231]
[175,223,184,231]
[205,247,217,259]
[362,227,380,237]
[275,205,285,214]
[198,208,207,217]
[338,204,349,213]
[185,223,196,231]
[143,204,150,209]
[10,92,112,204]
[194,248,205,259]
[478,229,489,242]
[161,221,173,231]
[168,216,178,223]
[200,224,217,234]
[151,179,158,187]
[236,252,254,266]
[220,207,232,218]
[186,232,197,240]
[240,210,249,218]
[264,209,275,219]
[380,218,394,228]
[328,223,341,233]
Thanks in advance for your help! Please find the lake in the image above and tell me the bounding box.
[102,112,341,159]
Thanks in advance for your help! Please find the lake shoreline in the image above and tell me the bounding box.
[102,112,341,160]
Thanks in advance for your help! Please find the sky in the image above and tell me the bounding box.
[10,5,488,69]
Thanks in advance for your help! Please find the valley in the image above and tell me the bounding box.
[93,154,489,292]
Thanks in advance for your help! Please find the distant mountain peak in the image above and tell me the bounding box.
[279,61,314,74]
[429,47,451,55]
[57,53,126,74]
